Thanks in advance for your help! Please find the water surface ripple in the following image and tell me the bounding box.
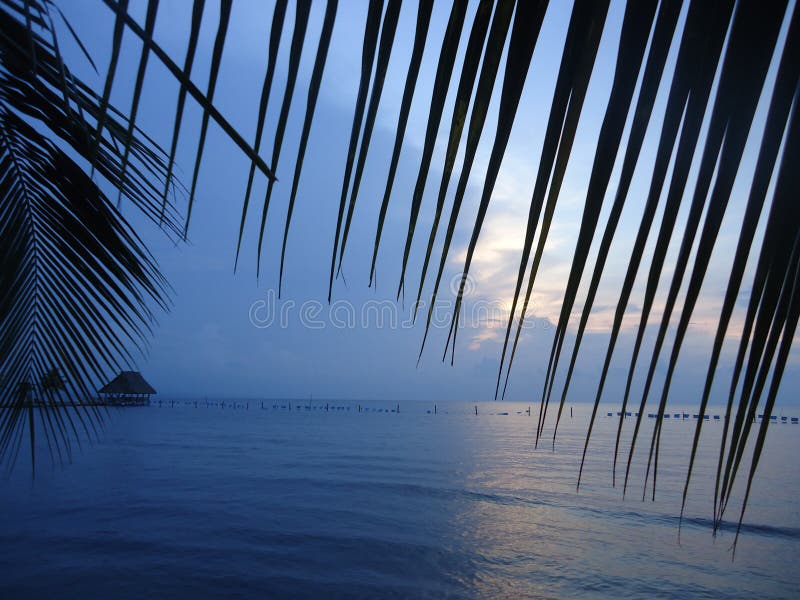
[0,401,797,598]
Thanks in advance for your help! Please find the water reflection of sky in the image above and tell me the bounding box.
[432,403,799,597]
[0,404,797,597]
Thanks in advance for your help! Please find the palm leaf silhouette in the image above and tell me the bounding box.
[336,0,402,279]
[279,0,337,296]
[397,0,468,305]
[542,0,658,451]
[0,0,179,471]
[255,0,311,278]
[369,0,433,288]
[236,0,287,271]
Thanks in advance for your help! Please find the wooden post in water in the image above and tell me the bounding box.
[475,405,478,415]
[397,403,400,414]
[570,406,573,418]
[434,404,437,415]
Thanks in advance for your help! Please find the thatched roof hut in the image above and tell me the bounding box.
[98,371,156,405]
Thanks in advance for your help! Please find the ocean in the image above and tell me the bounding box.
[0,400,797,598]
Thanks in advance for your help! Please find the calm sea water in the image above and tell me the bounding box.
[0,400,798,598]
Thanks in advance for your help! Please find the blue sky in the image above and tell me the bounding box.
[53,0,800,405]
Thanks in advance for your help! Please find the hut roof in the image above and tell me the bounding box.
[98,371,156,395]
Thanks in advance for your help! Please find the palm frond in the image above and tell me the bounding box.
[640,0,788,502]
[397,0,468,305]
[328,0,383,302]
[369,0,432,288]
[279,0,338,296]
[560,0,682,488]
[404,0,491,310]
[235,0,286,271]
[542,0,659,451]
[99,0,277,190]
[336,0,402,278]
[0,0,179,469]
[185,0,231,236]
[498,0,610,409]
[429,0,517,363]
[256,0,311,277]
[161,0,204,223]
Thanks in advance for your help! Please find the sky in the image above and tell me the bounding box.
[51,0,800,406]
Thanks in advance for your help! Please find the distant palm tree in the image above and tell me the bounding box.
[1,0,798,547]
[40,367,65,402]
